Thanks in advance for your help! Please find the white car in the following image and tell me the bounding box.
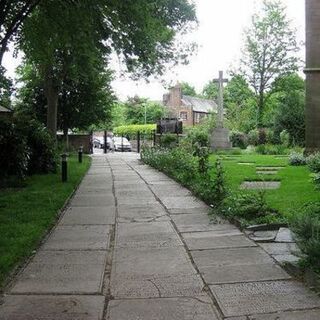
[113,137,132,152]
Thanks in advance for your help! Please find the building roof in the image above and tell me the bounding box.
[181,95,218,114]
[0,106,13,113]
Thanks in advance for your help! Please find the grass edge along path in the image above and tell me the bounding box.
[0,154,91,289]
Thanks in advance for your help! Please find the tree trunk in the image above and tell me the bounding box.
[44,71,59,139]
[257,91,264,129]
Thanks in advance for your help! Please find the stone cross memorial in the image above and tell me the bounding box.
[210,71,232,150]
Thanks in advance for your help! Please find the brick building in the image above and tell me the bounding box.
[162,83,218,126]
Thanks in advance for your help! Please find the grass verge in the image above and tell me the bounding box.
[0,154,91,288]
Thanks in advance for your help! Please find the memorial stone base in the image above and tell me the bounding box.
[210,127,232,151]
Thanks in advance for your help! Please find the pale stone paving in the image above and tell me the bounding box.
[1,153,320,319]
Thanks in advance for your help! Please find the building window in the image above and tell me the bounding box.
[180,111,188,121]
[194,112,206,124]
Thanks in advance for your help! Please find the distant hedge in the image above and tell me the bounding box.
[113,124,156,139]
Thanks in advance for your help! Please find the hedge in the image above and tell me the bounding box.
[113,124,156,139]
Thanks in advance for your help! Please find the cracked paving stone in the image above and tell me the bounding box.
[111,247,204,298]
[247,309,320,319]
[161,196,208,210]
[115,221,182,248]
[210,280,320,317]
[183,232,254,250]
[106,296,219,320]
[70,195,115,207]
[0,295,105,320]
[11,251,107,294]
[42,225,111,250]
[60,206,116,225]
[149,185,192,197]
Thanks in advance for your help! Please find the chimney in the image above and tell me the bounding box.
[169,83,182,107]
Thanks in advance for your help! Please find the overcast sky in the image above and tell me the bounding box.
[3,0,305,101]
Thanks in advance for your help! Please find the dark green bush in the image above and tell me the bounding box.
[289,152,306,166]
[255,144,289,155]
[0,118,30,183]
[291,203,320,269]
[230,131,248,149]
[160,134,178,149]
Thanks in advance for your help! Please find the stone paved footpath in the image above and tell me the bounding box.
[1,153,320,320]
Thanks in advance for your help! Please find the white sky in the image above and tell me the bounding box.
[3,0,305,101]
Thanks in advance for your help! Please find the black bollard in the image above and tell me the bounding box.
[61,153,68,182]
[78,146,83,163]
[137,131,140,153]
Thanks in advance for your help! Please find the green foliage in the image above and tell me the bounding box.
[230,131,248,149]
[211,159,228,205]
[247,129,259,146]
[0,118,29,183]
[221,190,280,226]
[180,82,197,96]
[0,67,13,109]
[240,0,300,127]
[291,203,320,269]
[201,80,218,100]
[114,124,156,140]
[280,130,290,147]
[255,144,289,155]
[289,152,306,166]
[197,147,210,174]
[160,134,178,149]
[307,153,320,173]
[123,97,167,125]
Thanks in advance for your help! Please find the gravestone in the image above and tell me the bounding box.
[210,71,232,150]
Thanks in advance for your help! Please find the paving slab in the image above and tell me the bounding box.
[210,280,320,317]
[115,221,181,248]
[42,225,111,250]
[11,251,107,294]
[60,206,116,225]
[183,232,254,250]
[70,195,115,207]
[150,185,192,197]
[199,263,290,284]
[240,181,281,190]
[248,230,278,242]
[161,196,208,210]
[169,207,212,215]
[259,243,299,256]
[172,213,236,233]
[111,247,204,298]
[275,227,295,243]
[76,186,113,194]
[106,296,219,320]
[117,204,168,222]
[115,190,154,198]
[247,309,320,320]
[116,197,159,206]
[191,247,274,267]
[0,295,105,320]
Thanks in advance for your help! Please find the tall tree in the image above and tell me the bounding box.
[20,0,197,136]
[240,0,300,128]
[201,80,218,100]
[180,82,197,96]
[0,0,40,65]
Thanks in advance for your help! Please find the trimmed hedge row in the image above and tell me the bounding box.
[113,124,156,139]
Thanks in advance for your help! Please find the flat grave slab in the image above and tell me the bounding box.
[183,232,254,250]
[256,166,285,170]
[111,247,204,298]
[199,263,290,284]
[237,162,255,165]
[42,225,111,250]
[172,213,235,233]
[259,243,299,256]
[115,221,182,248]
[161,196,208,210]
[256,171,278,175]
[275,227,295,243]
[210,280,320,317]
[240,181,281,190]
[246,309,320,320]
[70,195,115,207]
[0,295,104,320]
[107,296,219,320]
[60,206,116,225]
[11,250,107,294]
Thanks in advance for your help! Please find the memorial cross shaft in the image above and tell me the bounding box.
[213,71,228,128]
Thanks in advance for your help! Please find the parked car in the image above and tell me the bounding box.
[93,137,102,149]
[112,137,132,152]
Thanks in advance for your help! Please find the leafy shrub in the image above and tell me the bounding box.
[289,152,306,166]
[114,124,156,140]
[221,190,279,226]
[255,144,289,155]
[248,129,259,146]
[280,130,290,147]
[0,118,29,183]
[307,152,320,173]
[160,134,178,149]
[230,131,248,149]
[291,203,320,269]
[197,146,210,174]
[313,174,320,188]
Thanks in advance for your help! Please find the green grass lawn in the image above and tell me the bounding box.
[0,155,91,288]
[210,154,320,219]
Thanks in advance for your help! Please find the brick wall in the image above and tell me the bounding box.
[58,134,92,154]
